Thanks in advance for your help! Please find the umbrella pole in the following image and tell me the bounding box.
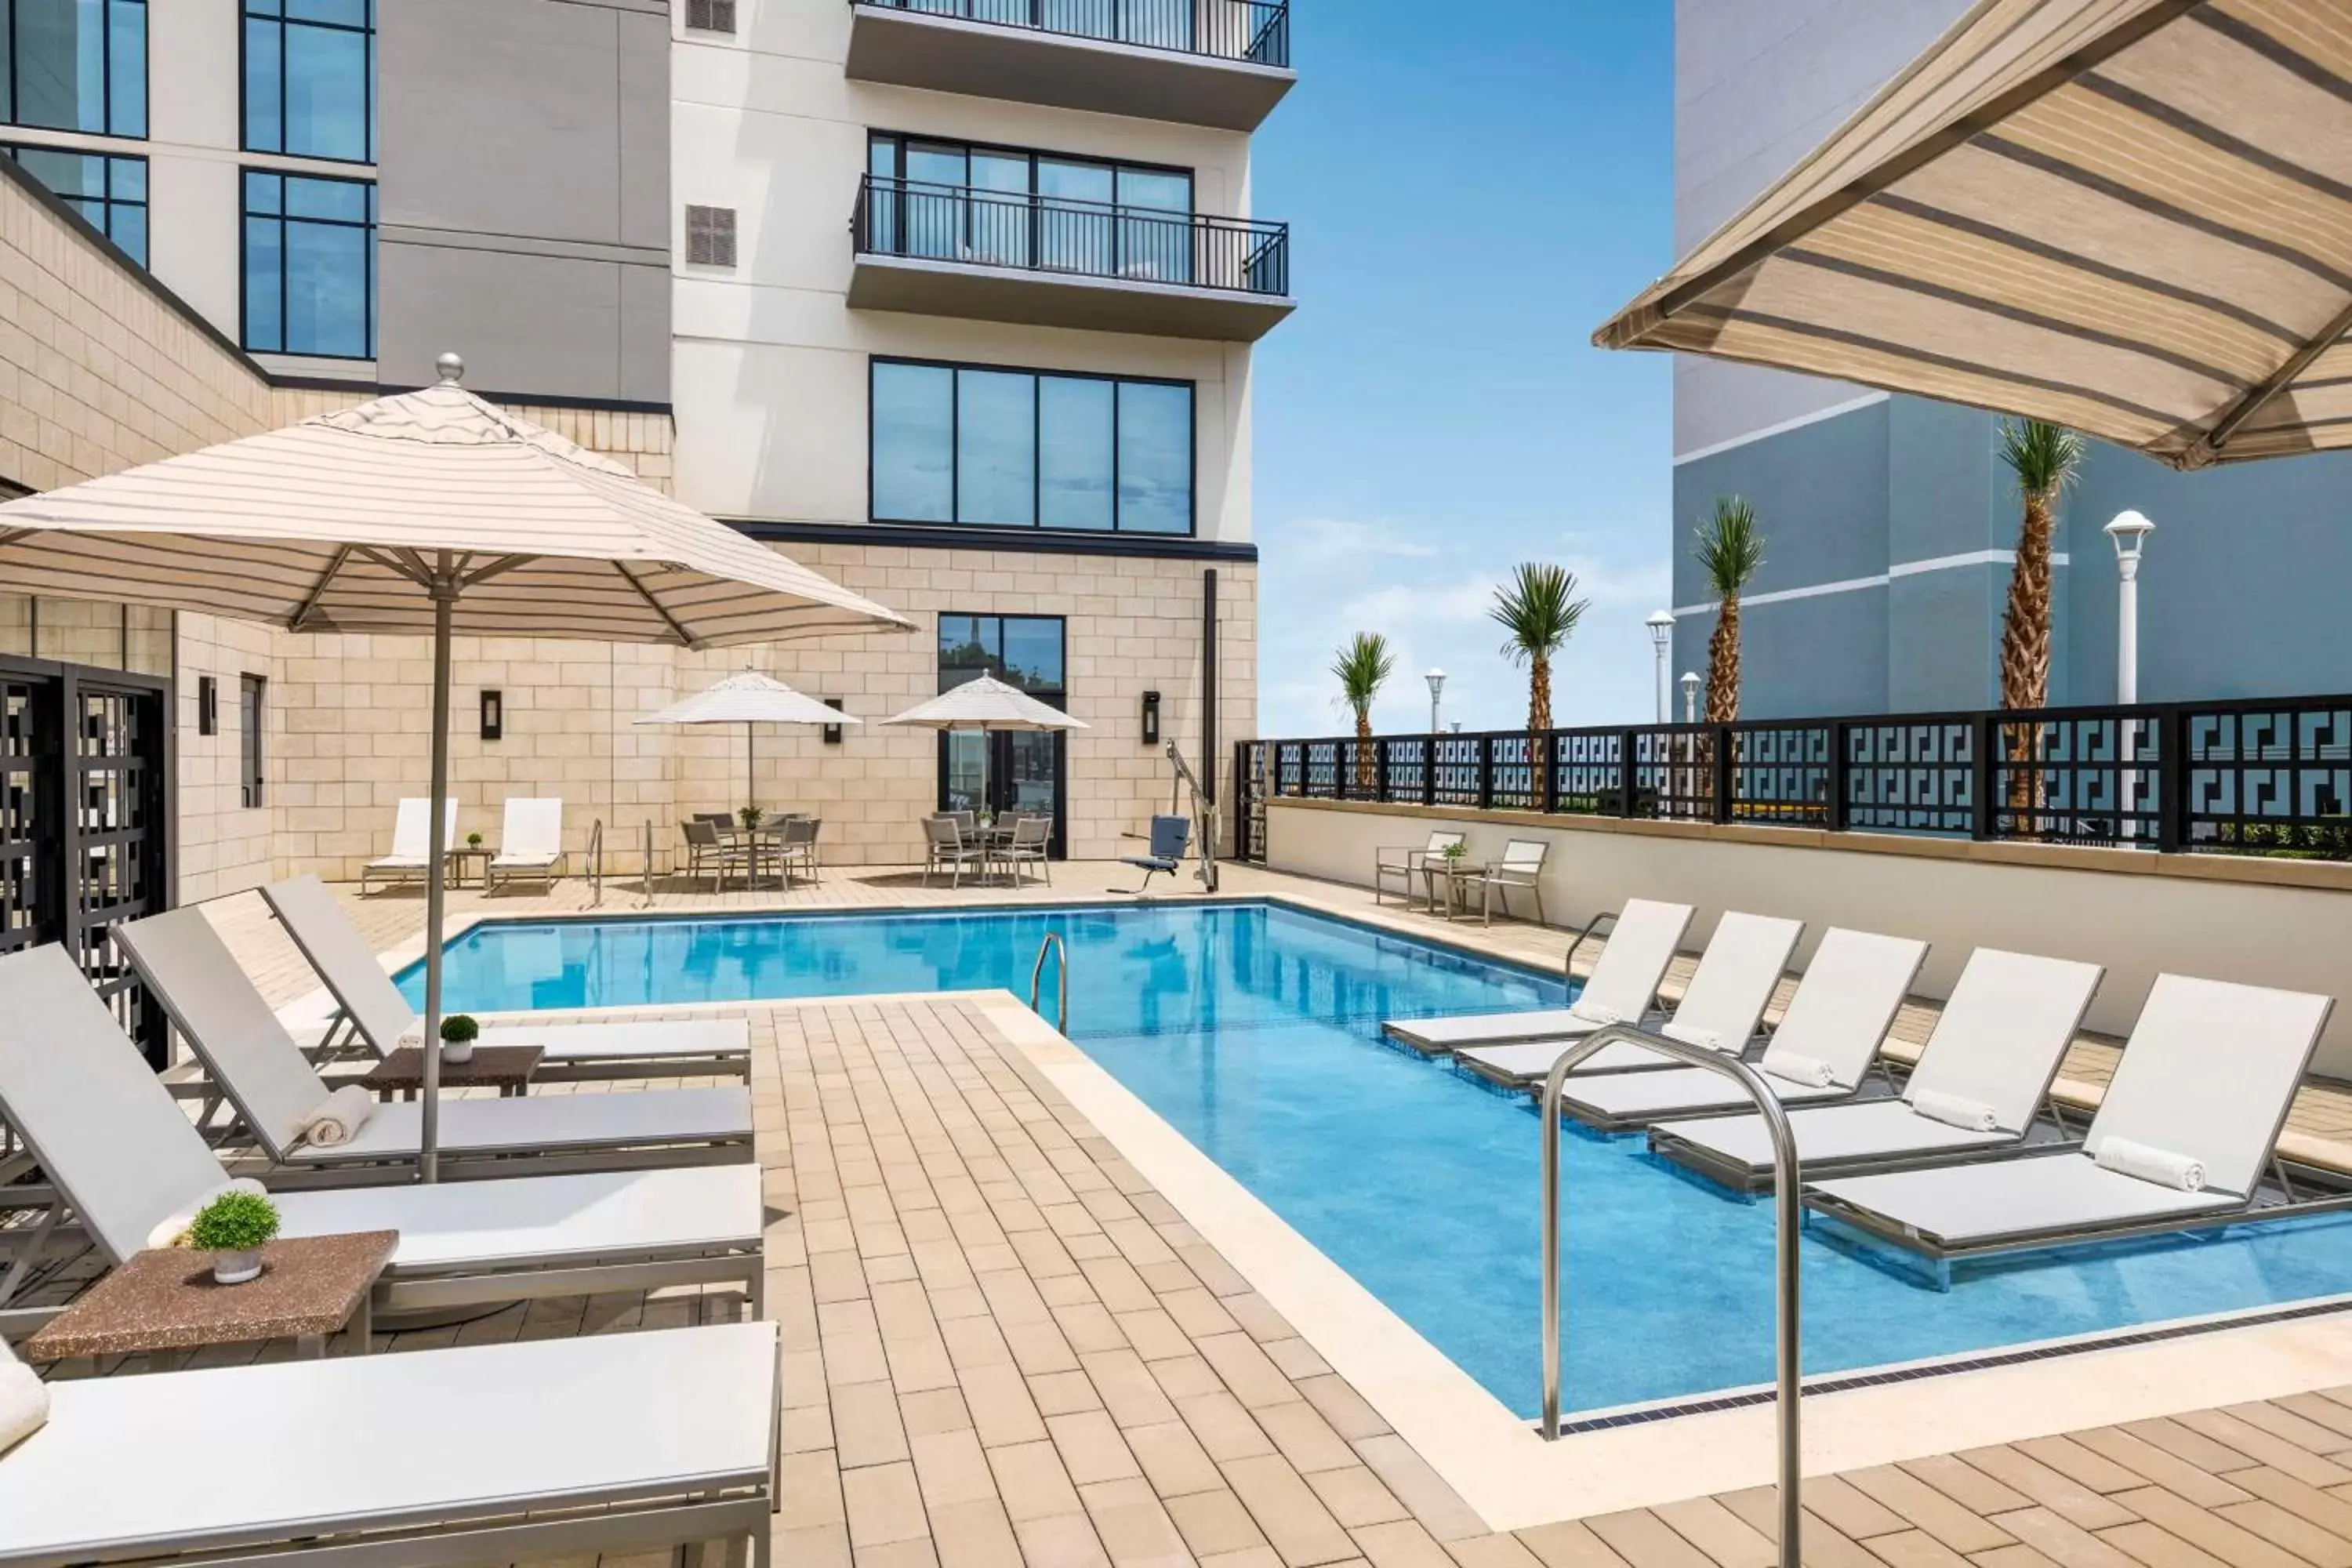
[746,721,754,817]
[419,588,455,1183]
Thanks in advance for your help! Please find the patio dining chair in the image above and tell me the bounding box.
[1445,838,1549,925]
[1373,829,1465,908]
[776,816,822,884]
[681,817,728,890]
[1000,814,1052,886]
[923,815,989,888]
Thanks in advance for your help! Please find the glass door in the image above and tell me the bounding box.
[936,613,1069,857]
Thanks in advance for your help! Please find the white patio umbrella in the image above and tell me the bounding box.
[880,673,1089,733]
[636,668,861,812]
[0,354,915,1179]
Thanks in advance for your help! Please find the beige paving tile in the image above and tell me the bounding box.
[1167,1491,1275,1559]
[1222,1453,1361,1568]
[990,1438,1088,1523]
[1082,1476,1201,1568]
[844,1461,931,1549]
[1304,1466,1411,1530]
[1052,1409,1149,1487]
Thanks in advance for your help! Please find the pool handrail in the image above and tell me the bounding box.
[1032,932,1069,1034]
[1540,1023,1802,1568]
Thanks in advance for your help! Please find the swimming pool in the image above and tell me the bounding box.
[407,901,2352,1418]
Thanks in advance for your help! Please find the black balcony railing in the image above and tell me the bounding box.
[855,175,1290,297]
[1232,692,2352,864]
[857,0,1291,67]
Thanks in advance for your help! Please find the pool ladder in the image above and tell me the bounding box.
[1539,1026,1806,1568]
[1030,933,1069,1033]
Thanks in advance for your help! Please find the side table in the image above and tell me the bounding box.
[361,1044,543,1102]
[25,1230,400,1367]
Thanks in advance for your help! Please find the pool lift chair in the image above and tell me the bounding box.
[1119,814,1194,895]
[1120,742,1220,895]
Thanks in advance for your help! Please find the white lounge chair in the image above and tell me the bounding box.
[114,909,754,1181]
[1650,947,2104,1191]
[1551,926,1928,1127]
[358,797,456,896]
[1807,975,2334,1271]
[1457,909,1804,1087]
[260,874,751,1082]
[0,1322,781,1568]
[0,944,764,1332]
[486,796,566,893]
[1381,897,1696,1057]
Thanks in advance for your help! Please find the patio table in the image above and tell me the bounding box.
[361,1044,543,1102]
[25,1230,399,1366]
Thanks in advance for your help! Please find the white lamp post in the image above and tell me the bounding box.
[1679,670,1700,724]
[1425,667,1446,735]
[1646,612,1675,724]
[2103,510,2154,705]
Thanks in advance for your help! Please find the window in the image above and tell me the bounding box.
[242,169,374,358]
[243,0,372,164]
[238,673,265,808]
[2,143,143,261]
[0,0,146,138]
[685,204,735,267]
[684,0,735,33]
[938,614,1066,844]
[938,614,1065,695]
[872,360,1193,535]
[866,133,1192,281]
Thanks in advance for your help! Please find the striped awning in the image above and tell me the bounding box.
[1595,0,2352,470]
[0,377,916,644]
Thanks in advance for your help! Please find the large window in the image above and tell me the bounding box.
[0,0,145,137]
[938,614,1066,849]
[243,0,372,164]
[238,673,266,809]
[866,132,1191,281]
[873,360,1193,535]
[2,143,142,260]
[241,169,374,358]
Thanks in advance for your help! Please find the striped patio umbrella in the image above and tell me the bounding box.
[636,668,862,811]
[0,355,916,1178]
[1595,0,2352,470]
[880,673,1089,732]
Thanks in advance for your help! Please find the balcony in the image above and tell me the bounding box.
[845,0,1295,133]
[849,176,1295,342]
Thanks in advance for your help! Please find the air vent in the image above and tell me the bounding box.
[686,205,737,267]
[685,0,736,33]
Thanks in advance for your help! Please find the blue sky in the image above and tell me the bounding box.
[1251,2,1676,738]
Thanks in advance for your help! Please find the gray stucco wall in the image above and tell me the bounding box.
[376,0,670,403]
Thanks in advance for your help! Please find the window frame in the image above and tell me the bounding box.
[238,672,266,810]
[0,143,147,263]
[239,165,377,359]
[1,0,149,140]
[866,130,1195,211]
[869,356,1198,538]
[239,0,376,166]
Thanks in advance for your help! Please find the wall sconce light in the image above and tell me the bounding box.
[480,689,503,742]
[198,676,218,736]
[1141,690,1161,746]
[823,698,845,746]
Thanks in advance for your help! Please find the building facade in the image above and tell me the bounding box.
[1668,0,2352,717]
[0,0,1286,895]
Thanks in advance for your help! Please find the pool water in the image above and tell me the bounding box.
[407,902,2352,1417]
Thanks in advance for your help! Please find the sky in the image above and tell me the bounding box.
[1250,2,1678,739]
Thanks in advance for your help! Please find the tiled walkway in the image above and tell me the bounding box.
[158,864,2352,1568]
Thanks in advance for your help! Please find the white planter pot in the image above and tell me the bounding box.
[213,1249,263,1286]
[441,1039,475,1065]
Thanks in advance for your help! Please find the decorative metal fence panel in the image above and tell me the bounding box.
[1259,692,2352,862]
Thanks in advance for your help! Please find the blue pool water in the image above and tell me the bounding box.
[406,902,2352,1417]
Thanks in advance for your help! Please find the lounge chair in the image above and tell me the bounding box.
[1120,815,1192,893]
[1441,837,1549,925]
[1457,909,1802,1087]
[1373,829,1464,908]
[0,944,764,1332]
[114,909,755,1181]
[1552,927,1929,1130]
[0,1322,781,1568]
[486,796,566,893]
[1806,974,2334,1271]
[260,874,751,1082]
[358,797,456,896]
[1381,897,1696,1057]
[1649,947,2104,1192]
[1457,909,1805,1090]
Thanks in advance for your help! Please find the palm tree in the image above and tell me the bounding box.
[1330,632,1394,793]
[1490,563,1589,733]
[1996,418,2086,711]
[1693,497,1766,724]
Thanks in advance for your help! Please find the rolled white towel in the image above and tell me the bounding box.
[1910,1089,2000,1132]
[2095,1135,2208,1192]
[144,1176,270,1252]
[0,1334,48,1457]
[299,1083,376,1149]
[1762,1049,1835,1088]
[1568,1000,1621,1028]
[1660,1021,1725,1053]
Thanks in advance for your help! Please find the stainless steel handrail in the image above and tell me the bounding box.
[1030,932,1069,1033]
[1540,1025,1803,1566]
[587,818,604,907]
[643,819,656,902]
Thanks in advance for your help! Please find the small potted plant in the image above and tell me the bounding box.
[739,804,764,830]
[188,1190,280,1286]
[1440,840,1469,864]
[465,830,483,850]
[439,1012,480,1065]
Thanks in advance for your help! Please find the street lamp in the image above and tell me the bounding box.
[1679,671,1700,724]
[1646,612,1675,724]
[2103,510,2154,705]
[1425,667,1446,735]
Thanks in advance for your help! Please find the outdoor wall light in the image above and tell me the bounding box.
[823,698,845,746]
[480,689,503,742]
[198,676,218,736]
[1142,690,1162,746]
